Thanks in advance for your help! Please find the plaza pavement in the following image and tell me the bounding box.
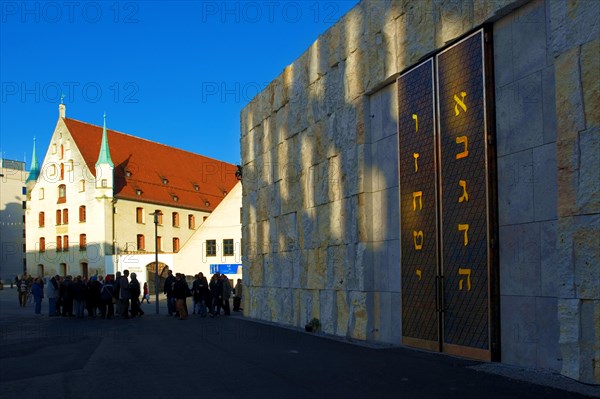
[0,287,597,399]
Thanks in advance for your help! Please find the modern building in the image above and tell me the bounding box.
[0,158,27,284]
[240,0,599,384]
[25,104,242,290]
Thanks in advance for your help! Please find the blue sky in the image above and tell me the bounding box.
[0,0,358,167]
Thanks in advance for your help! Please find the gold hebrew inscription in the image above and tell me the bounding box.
[459,180,469,202]
[413,231,424,250]
[413,153,420,172]
[416,269,422,281]
[458,224,469,246]
[456,136,469,159]
[458,268,472,291]
[412,114,418,132]
[454,91,467,116]
[413,191,423,211]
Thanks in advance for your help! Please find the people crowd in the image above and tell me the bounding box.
[13,270,243,321]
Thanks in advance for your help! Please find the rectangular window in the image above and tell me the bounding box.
[223,239,234,256]
[57,236,62,252]
[39,212,45,227]
[56,210,62,225]
[39,237,46,252]
[188,214,195,229]
[63,235,69,251]
[58,184,66,203]
[63,208,69,224]
[136,207,144,223]
[137,234,145,251]
[158,212,163,225]
[79,234,86,250]
[79,206,86,222]
[22,186,27,195]
[157,236,162,252]
[172,212,179,227]
[39,188,45,200]
[79,180,85,192]
[206,239,216,257]
[173,237,180,253]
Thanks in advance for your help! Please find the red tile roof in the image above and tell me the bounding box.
[64,118,239,212]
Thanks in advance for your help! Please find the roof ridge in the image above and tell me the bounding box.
[64,117,236,166]
[126,178,226,197]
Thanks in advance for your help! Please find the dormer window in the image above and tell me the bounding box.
[193,184,199,191]
[136,189,143,196]
[125,170,132,177]
[173,195,179,202]
[162,178,169,185]
[58,184,66,203]
[204,201,210,207]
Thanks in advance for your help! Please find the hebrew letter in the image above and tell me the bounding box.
[413,230,424,250]
[454,91,467,116]
[458,268,471,291]
[456,136,469,159]
[459,180,469,202]
[458,224,469,246]
[412,114,418,132]
[412,191,423,211]
[413,153,420,172]
[416,268,422,281]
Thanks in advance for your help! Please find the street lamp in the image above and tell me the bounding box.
[151,209,162,314]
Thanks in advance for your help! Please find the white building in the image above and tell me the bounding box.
[25,104,242,291]
[0,158,27,283]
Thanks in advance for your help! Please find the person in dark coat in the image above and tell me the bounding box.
[173,273,189,320]
[32,278,44,315]
[163,270,176,316]
[72,276,87,318]
[60,276,74,317]
[86,276,101,318]
[99,275,115,319]
[129,273,144,317]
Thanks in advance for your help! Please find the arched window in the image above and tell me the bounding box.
[79,206,86,222]
[56,210,62,225]
[79,234,86,250]
[60,144,64,160]
[39,237,46,252]
[173,237,180,253]
[137,234,145,251]
[58,184,66,203]
[60,163,65,180]
[172,212,179,227]
[56,236,62,251]
[63,235,69,251]
[136,207,144,223]
[63,208,69,224]
[38,212,45,227]
[188,214,195,229]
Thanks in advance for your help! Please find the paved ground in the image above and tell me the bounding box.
[0,287,598,399]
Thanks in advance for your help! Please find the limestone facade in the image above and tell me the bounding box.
[240,0,599,384]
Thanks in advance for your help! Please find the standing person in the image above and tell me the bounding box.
[129,273,144,317]
[99,275,115,319]
[163,270,176,316]
[191,274,202,315]
[208,274,219,316]
[118,270,131,319]
[17,275,28,307]
[198,272,209,317]
[173,273,189,320]
[72,276,87,318]
[86,276,101,318]
[47,275,60,316]
[32,278,44,315]
[113,271,122,317]
[142,282,150,304]
[60,276,74,317]
[233,279,243,312]
[221,274,232,316]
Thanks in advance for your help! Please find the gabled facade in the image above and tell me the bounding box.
[25,104,240,287]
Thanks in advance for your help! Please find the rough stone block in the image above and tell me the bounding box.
[573,214,600,299]
[499,222,541,296]
[497,150,535,225]
[511,0,548,82]
[336,290,349,336]
[577,128,600,215]
[493,9,515,88]
[581,39,600,129]
[320,289,337,335]
[533,143,558,221]
[540,220,559,297]
[306,248,326,290]
[541,65,557,144]
[535,297,562,371]
[349,291,370,340]
[548,0,600,58]
[500,295,538,368]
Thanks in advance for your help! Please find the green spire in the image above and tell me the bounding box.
[96,112,114,168]
[26,137,39,182]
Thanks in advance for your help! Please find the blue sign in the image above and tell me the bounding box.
[209,264,241,275]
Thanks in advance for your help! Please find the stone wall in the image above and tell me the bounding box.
[240,0,599,383]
